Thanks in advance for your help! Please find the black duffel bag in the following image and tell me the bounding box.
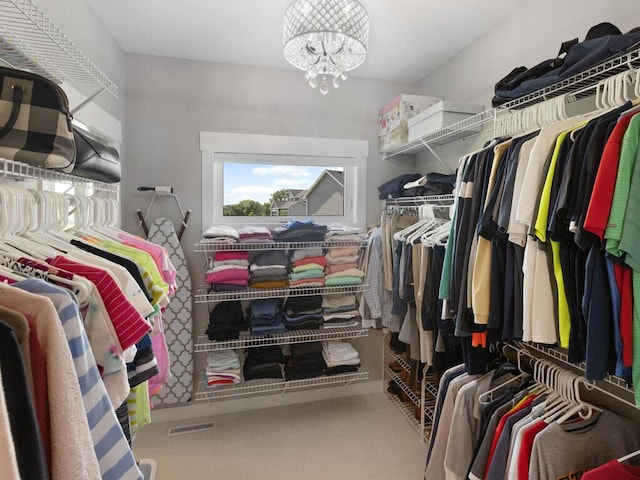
[71,125,121,183]
[0,66,75,171]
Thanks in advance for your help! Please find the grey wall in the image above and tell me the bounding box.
[35,0,126,122]
[124,53,419,390]
[413,0,640,107]
[412,0,640,173]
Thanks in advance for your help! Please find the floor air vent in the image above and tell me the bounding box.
[167,421,216,436]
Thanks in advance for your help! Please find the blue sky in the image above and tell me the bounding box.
[224,163,335,205]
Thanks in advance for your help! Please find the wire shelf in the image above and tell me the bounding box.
[423,370,438,399]
[385,345,411,375]
[195,369,368,401]
[194,324,369,352]
[384,194,455,208]
[384,366,420,407]
[194,284,367,303]
[383,46,640,159]
[0,156,119,192]
[195,239,366,252]
[515,342,633,393]
[0,0,118,96]
[386,391,424,437]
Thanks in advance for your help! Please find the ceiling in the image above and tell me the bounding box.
[87,0,528,83]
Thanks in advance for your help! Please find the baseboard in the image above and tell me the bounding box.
[150,379,383,424]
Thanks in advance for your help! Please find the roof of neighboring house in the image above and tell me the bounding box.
[303,169,344,198]
[287,189,305,198]
[271,199,306,211]
[324,170,344,187]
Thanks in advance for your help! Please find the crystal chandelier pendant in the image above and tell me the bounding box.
[283,0,369,94]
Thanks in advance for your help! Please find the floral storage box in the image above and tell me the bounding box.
[378,94,441,153]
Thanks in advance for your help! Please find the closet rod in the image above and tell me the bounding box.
[504,342,638,411]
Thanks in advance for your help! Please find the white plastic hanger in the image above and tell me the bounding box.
[478,349,530,403]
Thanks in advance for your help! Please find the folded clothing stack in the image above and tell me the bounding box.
[248,298,286,335]
[322,293,360,328]
[205,251,249,291]
[289,254,325,288]
[206,301,248,341]
[238,226,273,244]
[284,295,324,330]
[321,340,361,376]
[273,220,328,242]
[205,350,241,388]
[202,225,239,244]
[285,342,327,381]
[324,224,366,244]
[249,250,289,289]
[243,346,285,381]
[324,245,364,285]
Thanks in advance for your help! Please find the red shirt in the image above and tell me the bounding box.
[614,261,634,366]
[47,256,151,350]
[584,113,636,239]
[583,460,640,479]
[518,419,548,480]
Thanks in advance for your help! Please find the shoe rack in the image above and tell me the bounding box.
[383,332,437,442]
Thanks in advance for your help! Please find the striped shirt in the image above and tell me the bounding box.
[17,279,143,480]
[47,256,151,351]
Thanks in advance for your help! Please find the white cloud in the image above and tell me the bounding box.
[225,185,275,204]
[252,165,312,178]
[273,177,313,188]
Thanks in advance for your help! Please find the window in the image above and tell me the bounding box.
[201,132,367,228]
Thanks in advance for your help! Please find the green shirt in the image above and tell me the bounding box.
[606,114,640,257]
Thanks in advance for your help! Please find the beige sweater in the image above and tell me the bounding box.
[0,285,100,479]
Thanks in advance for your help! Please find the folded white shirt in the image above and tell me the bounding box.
[203,225,240,239]
[322,340,360,362]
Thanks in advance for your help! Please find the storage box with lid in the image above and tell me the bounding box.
[378,94,441,152]
[407,101,485,143]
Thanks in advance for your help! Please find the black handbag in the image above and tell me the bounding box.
[71,126,121,183]
[0,66,75,172]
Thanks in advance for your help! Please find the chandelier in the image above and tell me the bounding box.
[283,0,369,95]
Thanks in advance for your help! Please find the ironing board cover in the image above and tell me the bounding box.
[148,218,193,406]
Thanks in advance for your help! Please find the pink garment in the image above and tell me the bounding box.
[119,232,178,293]
[289,278,325,287]
[147,313,171,397]
[325,253,360,265]
[214,251,249,262]
[204,269,250,284]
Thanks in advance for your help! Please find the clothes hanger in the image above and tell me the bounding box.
[478,349,530,403]
[22,190,75,252]
[0,187,92,305]
[421,221,452,247]
[555,374,602,424]
[0,186,57,260]
[618,449,640,464]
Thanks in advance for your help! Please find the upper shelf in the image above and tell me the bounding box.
[195,239,366,252]
[0,156,119,192]
[0,0,118,97]
[383,46,640,159]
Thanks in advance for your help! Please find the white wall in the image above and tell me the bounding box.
[124,54,418,391]
[413,0,640,107]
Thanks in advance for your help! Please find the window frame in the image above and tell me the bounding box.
[200,132,368,229]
